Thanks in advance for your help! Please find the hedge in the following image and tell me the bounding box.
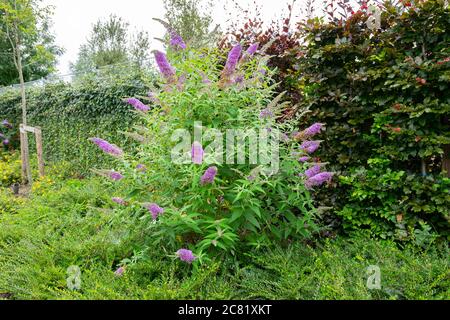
[294,0,450,241]
[0,71,154,174]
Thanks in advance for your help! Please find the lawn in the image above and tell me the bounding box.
[0,178,448,300]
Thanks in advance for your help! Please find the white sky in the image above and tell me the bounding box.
[43,0,307,75]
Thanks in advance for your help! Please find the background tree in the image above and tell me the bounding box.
[163,0,219,48]
[0,0,61,184]
[0,0,62,87]
[71,14,151,74]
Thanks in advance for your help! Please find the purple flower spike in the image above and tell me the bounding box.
[305,164,321,178]
[234,74,244,84]
[200,71,211,84]
[259,108,274,119]
[305,172,334,189]
[246,43,259,56]
[2,119,12,128]
[154,50,176,82]
[145,203,164,220]
[224,44,242,75]
[177,74,186,91]
[136,164,147,172]
[176,249,197,264]
[126,98,150,112]
[191,141,204,164]
[90,138,123,157]
[299,156,310,163]
[169,31,186,50]
[201,166,218,185]
[148,92,162,105]
[2,139,9,145]
[300,140,321,154]
[112,197,127,205]
[114,266,125,277]
[109,171,124,181]
[303,123,325,137]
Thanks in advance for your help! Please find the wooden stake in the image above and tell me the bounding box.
[19,124,33,185]
[19,129,27,184]
[34,126,44,177]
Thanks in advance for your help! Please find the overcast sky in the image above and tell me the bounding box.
[43,0,306,75]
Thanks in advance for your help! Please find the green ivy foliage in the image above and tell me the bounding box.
[295,0,450,240]
[0,71,154,174]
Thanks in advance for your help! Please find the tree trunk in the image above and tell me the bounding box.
[15,33,32,184]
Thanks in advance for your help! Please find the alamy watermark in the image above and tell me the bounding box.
[366,265,381,290]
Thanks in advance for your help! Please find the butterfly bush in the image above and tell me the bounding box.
[89,138,123,157]
[154,50,176,83]
[126,98,150,112]
[89,42,333,263]
[191,141,204,164]
[176,249,196,263]
[200,166,218,185]
[169,31,186,50]
[145,203,164,220]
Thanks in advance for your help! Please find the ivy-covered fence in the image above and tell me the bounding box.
[0,72,153,174]
[295,0,450,242]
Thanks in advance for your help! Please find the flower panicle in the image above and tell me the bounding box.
[154,50,176,83]
[201,166,218,185]
[176,249,196,263]
[191,141,204,164]
[126,98,150,113]
[89,138,123,157]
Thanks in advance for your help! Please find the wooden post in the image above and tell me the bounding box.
[19,124,32,184]
[19,129,27,184]
[34,126,44,177]
[19,124,45,184]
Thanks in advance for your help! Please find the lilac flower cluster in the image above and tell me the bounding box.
[303,123,324,137]
[201,166,218,185]
[154,50,176,82]
[299,156,310,163]
[136,164,147,172]
[145,203,164,220]
[148,92,162,105]
[259,108,274,119]
[305,172,334,189]
[295,123,334,188]
[1,120,12,146]
[177,74,187,91]
[305,164,321,178]
[246,43,259,56]
[126,98,150,113]
[109,171,124,181]
[224,44,242,76]
[114,266,125,277]
[169,31,186,50]
[112,197,127,205]
[199,71,211,84]
[300,140,321,154]
[2,119,12,129]
[191,141,204,164]
[90,138,123,157]
[176,249,196,263]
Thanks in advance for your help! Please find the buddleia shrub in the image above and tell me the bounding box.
[89,32,333,264]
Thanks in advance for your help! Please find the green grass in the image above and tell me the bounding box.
[0,178,448,300]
